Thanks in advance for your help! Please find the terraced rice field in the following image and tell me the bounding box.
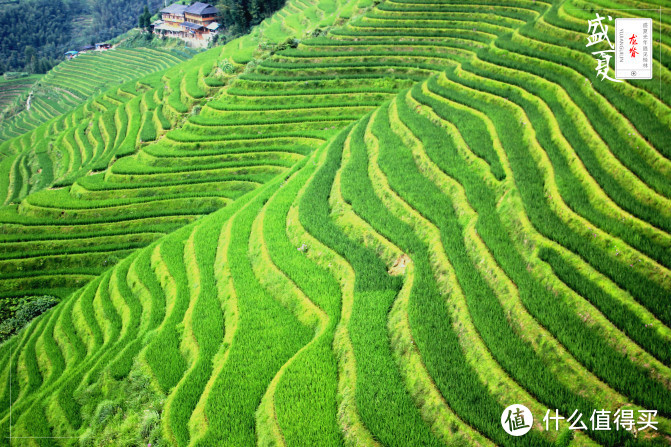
[0,76,42,115]
[0,49,187,144]
[0,0,670,445]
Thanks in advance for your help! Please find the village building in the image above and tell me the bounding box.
[184,2,219,26]
[162,3,189,26]
[156,2,188,38]
[154,2,220,47]
[65,43,110,60]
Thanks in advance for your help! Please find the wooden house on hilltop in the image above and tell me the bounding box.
[154,2,220,45]
[184,2,219,26]
[161,3,188,28]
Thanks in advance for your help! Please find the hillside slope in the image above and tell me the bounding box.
[1,0,671,446]
[0,0,392,302]
[0,75,42,118]
[0,0,166,73]
[0,48,188,144]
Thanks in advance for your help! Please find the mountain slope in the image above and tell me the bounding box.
[0,48,187,144]
[0,0,166,73]
[0,0,406,302]
[0,75,42,117]
[1,0,670,445]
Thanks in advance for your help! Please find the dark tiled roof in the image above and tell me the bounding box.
[161,3,188,15]
[185,2,218,15]
[181,21,204,30]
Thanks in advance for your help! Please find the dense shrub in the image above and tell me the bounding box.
[0,295,59,342]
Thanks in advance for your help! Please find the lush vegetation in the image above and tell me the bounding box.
[216,0,288,34]
[0,0,670,445]
[0,0,165,73]
[0,295,58,342]
[0,0,75,73]
[0,74,42,118]
[90,0,164,41]
[0,48,187,143]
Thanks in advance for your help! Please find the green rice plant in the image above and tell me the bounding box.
[0,233,160,261]
[19,309,50,394]
[431,65,671,415]
[139,111,157,143]
[542,248,671,364]
[500,29,671,159]
[166,74,188,116]
[430,65,671,329]
[167,128,327,143]
[112,103,129,151]
[388,92,643,445]
[72,280,104,353]
[0,337,19,424]
[190,187,311,446]
[142,241,188,394]
[110,156,290,176]
[3,0,668,443]
[378,2,540,19]
[414,79,671,364]
[183,69,207,100]
[460,50,671,270]
[143,90,158,112]
[345,114,551,445]
[161,227,221,446]
[490,33,671,200]
[365,10,527,27]
[115,97,143,157]
[74,122,93,166]
[107,259,152,381]
[19,194,230,221]
[52,288,87,371]
[249,163,341,445]
[156,105,171,131]
[297,125,449,446]
[36,302,66,386]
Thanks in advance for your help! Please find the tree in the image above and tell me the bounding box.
[139,5,151,29]
[24,45,36,61]
[214,0,288,38]
[231,1,249,32]
[36,58,49,74]
[24,45,37,73]
[249,0,261,24]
